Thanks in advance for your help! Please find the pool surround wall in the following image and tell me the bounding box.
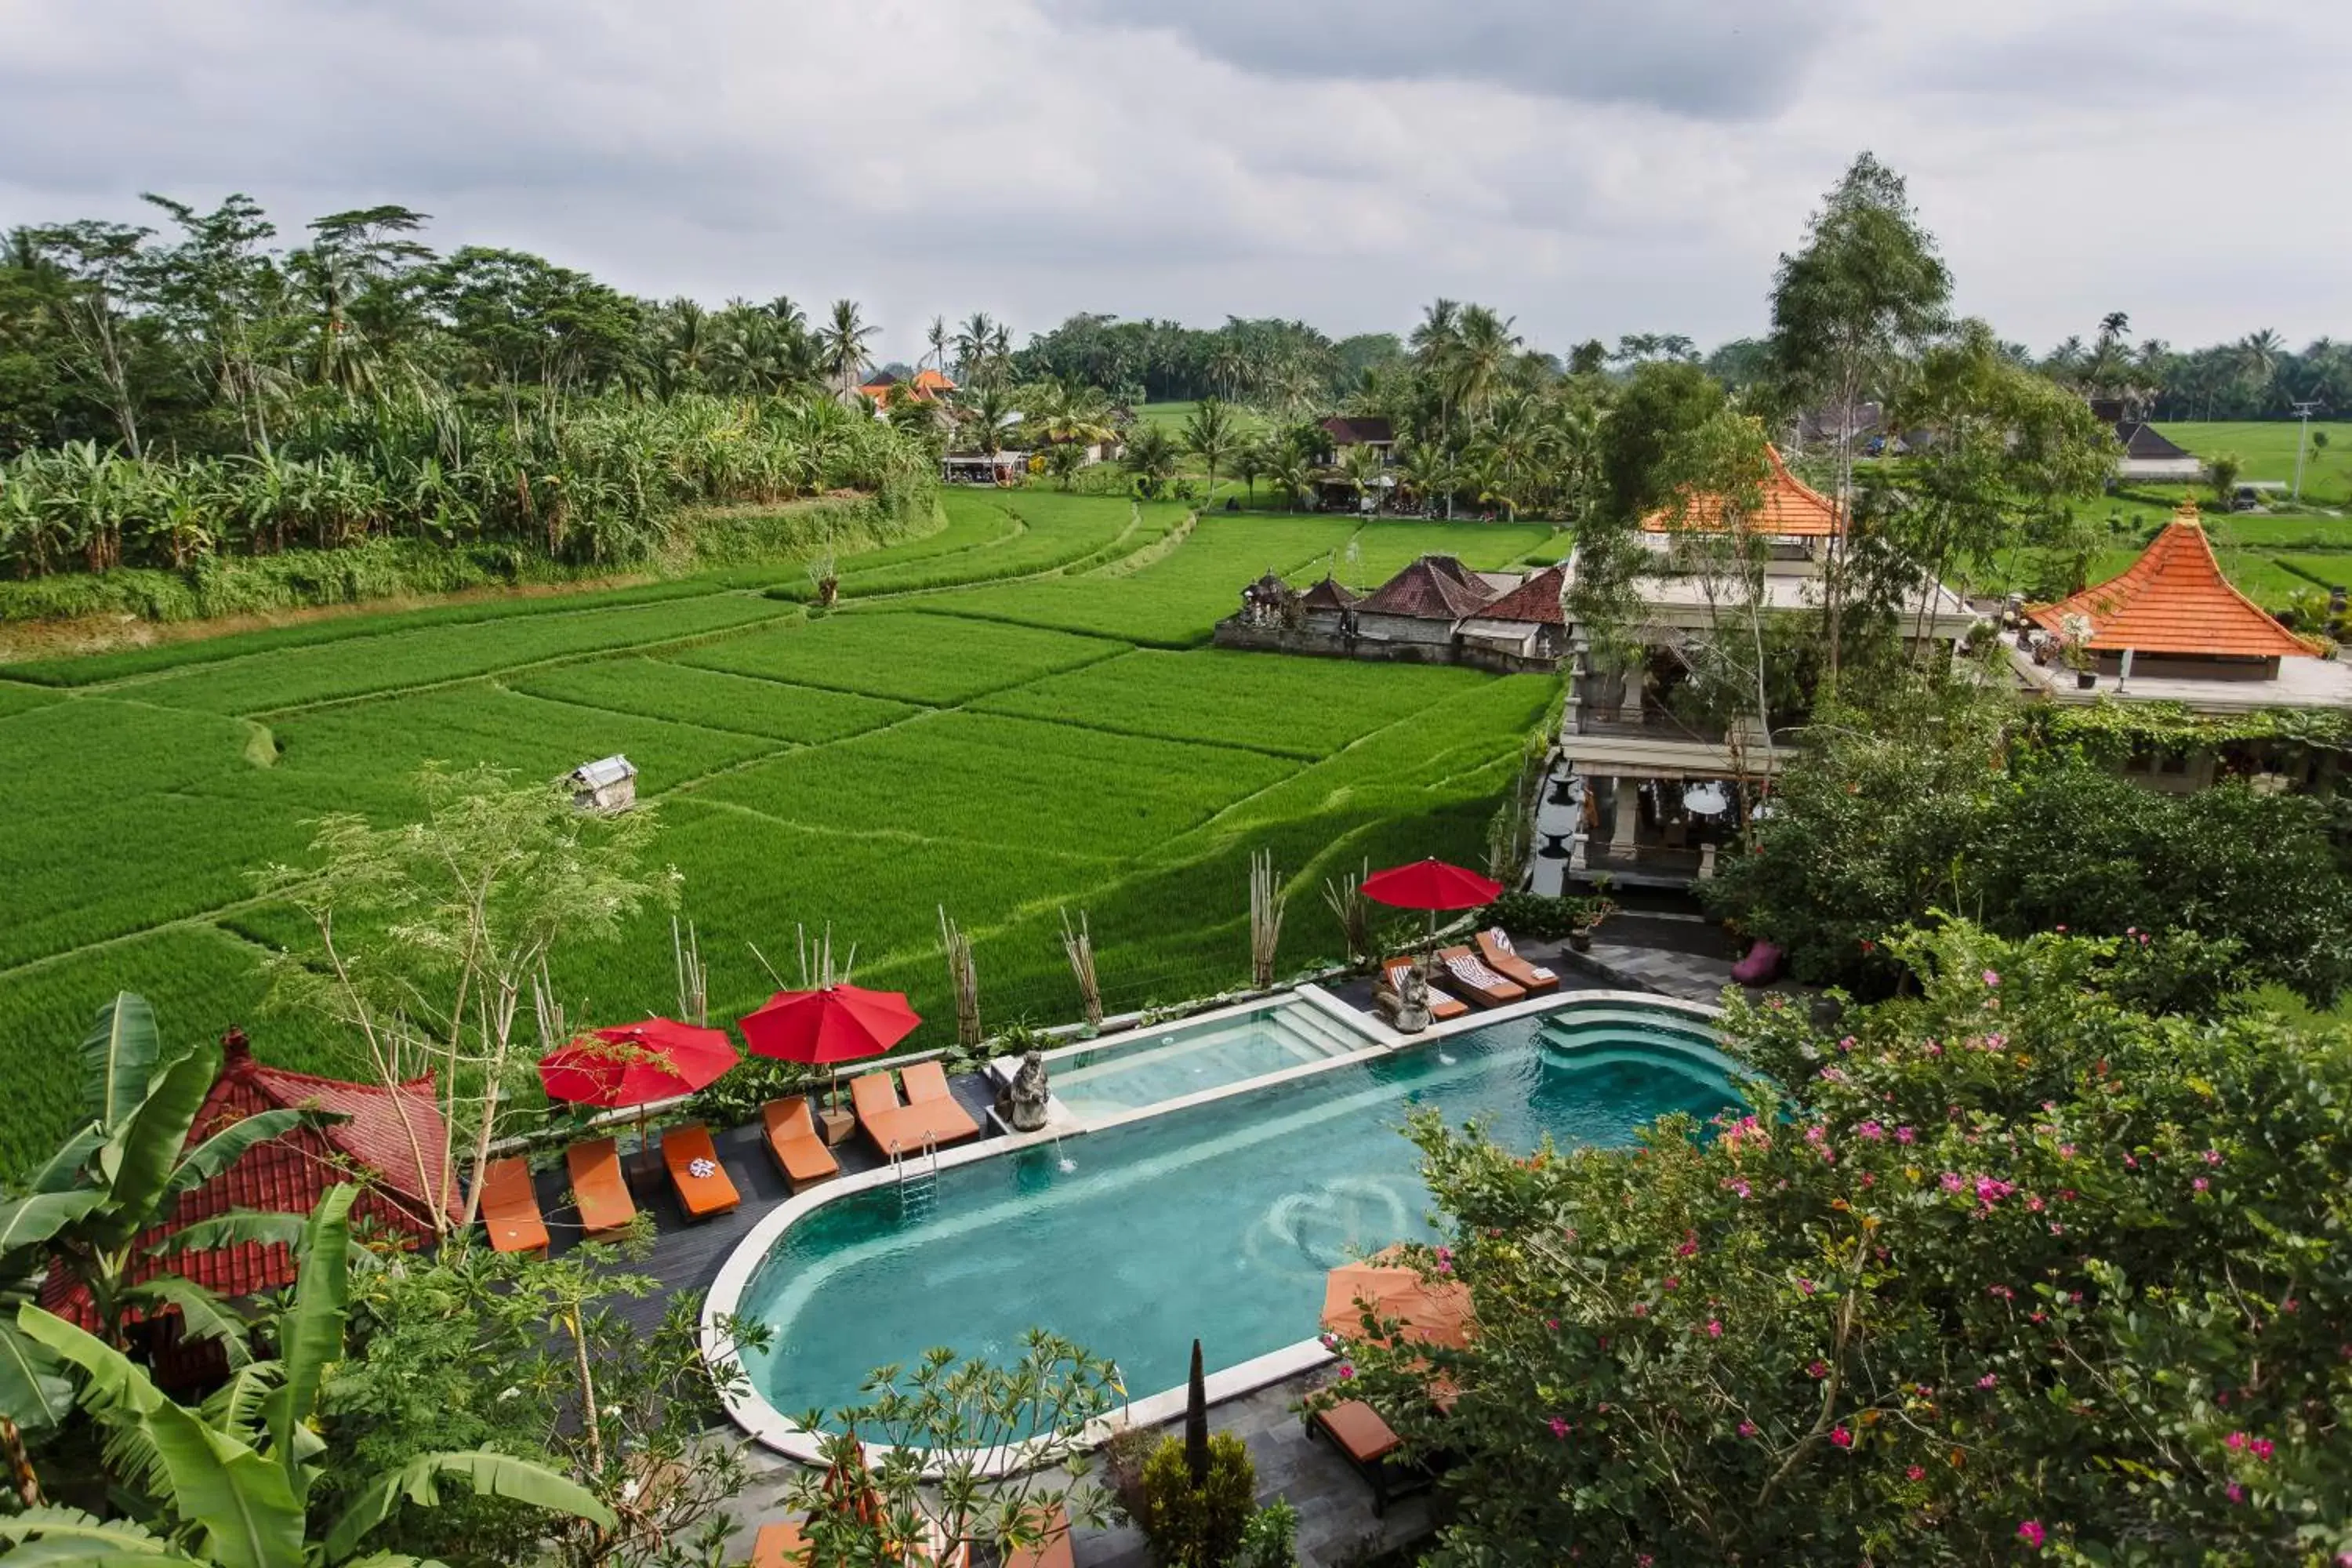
[701,985,1728,1472]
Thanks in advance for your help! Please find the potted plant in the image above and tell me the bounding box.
[1567,895,1616,953]
[2059,612,2098,689]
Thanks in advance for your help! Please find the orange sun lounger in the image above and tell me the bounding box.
[1310,1400,1437,1518]
[478,1155,550,1257]
[762,1097,841,1192]
[1475,927,1560,994]
[750,1522,809,1568]
[898,1061,983,1147]
[1434,945,1526,1008]
[565,1137,637,1240]
[1002,1505,1075,1568]
[1378,957,1468,1022]
[662,1122,742,1220]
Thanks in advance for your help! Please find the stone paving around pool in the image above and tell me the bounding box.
[711,1367,1435,1567]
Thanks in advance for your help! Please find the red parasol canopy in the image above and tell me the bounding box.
[538,1018,741,1108]
[740,985,922,1067]
[1360,858,1503,912]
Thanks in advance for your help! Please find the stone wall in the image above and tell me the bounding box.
[1212,618,1557,676]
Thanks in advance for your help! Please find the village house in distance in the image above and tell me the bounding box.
[1214,553,1566,673]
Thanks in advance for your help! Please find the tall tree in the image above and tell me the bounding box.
[1180,397,1240,503]
[819,298,877,398]
[1767,152,1952,685]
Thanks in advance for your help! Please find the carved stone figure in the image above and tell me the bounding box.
[1392,965,1433,1033]
[998,1049,1051,1132]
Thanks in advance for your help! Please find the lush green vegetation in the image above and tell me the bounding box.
[0,491,1555,1174]
[1338,923,2352,1563]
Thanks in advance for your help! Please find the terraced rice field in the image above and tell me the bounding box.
[0,490,1559,1174]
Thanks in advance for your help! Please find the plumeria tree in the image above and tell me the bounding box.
[1320,921,2352,1564]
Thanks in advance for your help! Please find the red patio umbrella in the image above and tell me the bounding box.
[739,985,922,1112]
[538,1018,740,1156]
[1361,858,1504,960]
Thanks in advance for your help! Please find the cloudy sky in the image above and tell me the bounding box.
[2,1,2342,361]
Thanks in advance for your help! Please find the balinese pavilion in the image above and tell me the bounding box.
[2009,502,2352,792]
[1546,446,1976,890]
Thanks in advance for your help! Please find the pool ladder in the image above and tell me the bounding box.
[892,1136,940,1221]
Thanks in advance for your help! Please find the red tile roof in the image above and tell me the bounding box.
[2028,505,2313,659]
[1475,565,1565,625]
[41,1033,454,1327]
[1642,445,1841,538]
[1358,555,1499,621]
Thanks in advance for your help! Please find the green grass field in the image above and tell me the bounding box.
[2151,422,2352,508]
[0,490,1558,1174]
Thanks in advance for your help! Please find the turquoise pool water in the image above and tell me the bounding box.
[736,1003,1741,1434]
[1047,999,1370,1120]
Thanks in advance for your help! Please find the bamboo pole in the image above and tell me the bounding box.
[939,906,982,1048]
[1248,850,1286,989]
[1061,908,1103,1029]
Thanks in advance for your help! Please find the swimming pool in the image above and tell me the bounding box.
[1043,997,1372,1121]
[718,997,1742,1450]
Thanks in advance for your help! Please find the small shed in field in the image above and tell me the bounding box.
[568,754,639,813]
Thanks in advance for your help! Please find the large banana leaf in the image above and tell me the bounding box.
[262,1185,356,1495]
[93,1039,223,1250]
[0,1293,73,1433]
[0,1504,194,1564]
[164,1111,313,1204]
[151,1211,309,1258]
[321,1450,615,1564]
[0,1189,105,1260]
[17,1304,307,1568]
[122,1275,254,1367]
[82,992,165,1134]
[24,1120,106,1196]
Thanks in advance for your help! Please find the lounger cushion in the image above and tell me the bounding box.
[1318,1400,1403,1463]
[566,1138,637,1237]
[1002,1506,1075,1568]
[898,1062,983,1145]
[479,1156,550,1256]
[750,1522,809,1568]
[662,1123,742,1218]
[762,1098,840,1186]
[1439,947,1525,1003]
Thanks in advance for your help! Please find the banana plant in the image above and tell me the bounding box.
[0,995,314,1434]
[2,1184,613,1566]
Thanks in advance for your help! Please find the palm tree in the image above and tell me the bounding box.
[925,315,949,376]
[1449,306,1522,431]
[955,312,996,386]
[7,1184,613,1566]
[1120,423,1178,498]
[1232,436,1270,507]
[1181,397,1240,503]
[819,299,877,399]
[2237,329,2285,408]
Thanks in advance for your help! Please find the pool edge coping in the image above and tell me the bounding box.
[701,986,1729,1472]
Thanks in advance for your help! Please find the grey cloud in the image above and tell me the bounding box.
[1041,0,1843,118]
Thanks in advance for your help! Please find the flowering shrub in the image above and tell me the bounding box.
[1332,922,2352,1564]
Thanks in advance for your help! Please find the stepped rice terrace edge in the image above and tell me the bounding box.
[0,491,1564,1175]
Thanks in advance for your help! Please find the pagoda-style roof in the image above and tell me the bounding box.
[1642,445,1840,538]
[2028,505,2311,659]
[1359,555,1498,621]
[1319,415,1396,446]
[2115,422,2191,462]
[1298,575,1361,611]
[41,1033,456,1331]
[1474,565,1565,626]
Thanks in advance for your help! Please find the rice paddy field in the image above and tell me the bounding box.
[0,488,1560,1174]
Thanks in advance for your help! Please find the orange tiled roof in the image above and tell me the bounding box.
[912,368,957,392]
[2028,505,2311,659]
[1475,565,1565,625]
[1641,445,1840,538]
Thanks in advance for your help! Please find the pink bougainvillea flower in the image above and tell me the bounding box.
[1906,1464,1926,1480]
[2203,1149,2223,1166]
[2192,1178,2210,1192]
[1808,1360,1828,1379]
[1705,1319,1723,1339]
[1677,1230,1700,1258]
[1738,1421,1758,1437]
[1982,969,2001,987]
[1797,1277,1816,1295]
[1855,1120,1885,1141]
[1895,1125,1916,1144]
[1829,1426,1853,1448]
[2016,1521,2045,1548]
[1337,1363,1354,1380]
[2226,1483,2243,1503]
[1548,1416,1570,1439]
[1978,1374,1999,1389]
[1663,1276,1680,1291]
[1940,1172,1965,1192]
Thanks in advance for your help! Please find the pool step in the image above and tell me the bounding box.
[1539,1014,1741,1078]
[1279,1005,1371,1060]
